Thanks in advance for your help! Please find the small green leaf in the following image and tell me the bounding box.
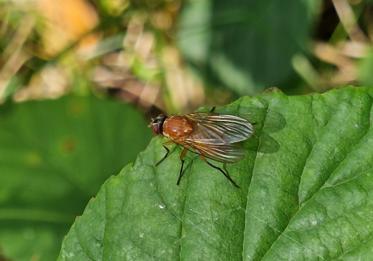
[59,87,373,260]
[0,95,151,261]
[358,49,373,87]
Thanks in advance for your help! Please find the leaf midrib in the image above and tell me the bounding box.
[241,102,269,260]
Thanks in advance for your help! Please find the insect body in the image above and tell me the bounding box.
[150,109,253,187]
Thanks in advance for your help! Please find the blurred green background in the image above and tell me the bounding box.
[0,0,372,260]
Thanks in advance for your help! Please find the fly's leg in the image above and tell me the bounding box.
[209,106,216,113]
[156,144,170,166]
[176,148,188,185]
[176,160,185,186]
[205,160,240,188]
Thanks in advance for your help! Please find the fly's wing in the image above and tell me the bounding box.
[181,113,252,163]
[185,141,245,163]
[185,113,253,145]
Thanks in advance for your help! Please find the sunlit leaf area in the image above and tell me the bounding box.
[0,0,372,260]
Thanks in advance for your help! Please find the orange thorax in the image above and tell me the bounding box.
[163,116,194,140]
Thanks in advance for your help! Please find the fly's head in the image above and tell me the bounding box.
[149,114,167,135]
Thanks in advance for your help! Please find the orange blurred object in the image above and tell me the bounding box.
[37,0,98,56]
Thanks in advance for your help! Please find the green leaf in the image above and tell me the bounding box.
[59,86,373,260]
[0,96,151,261]
[177,0,321,94]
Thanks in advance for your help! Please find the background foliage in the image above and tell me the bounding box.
[0,0,372,260]
[0,96,151,260]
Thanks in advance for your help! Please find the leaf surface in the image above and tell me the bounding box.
[59,87,373,260]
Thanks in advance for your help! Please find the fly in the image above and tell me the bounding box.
[149,107,254,188]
